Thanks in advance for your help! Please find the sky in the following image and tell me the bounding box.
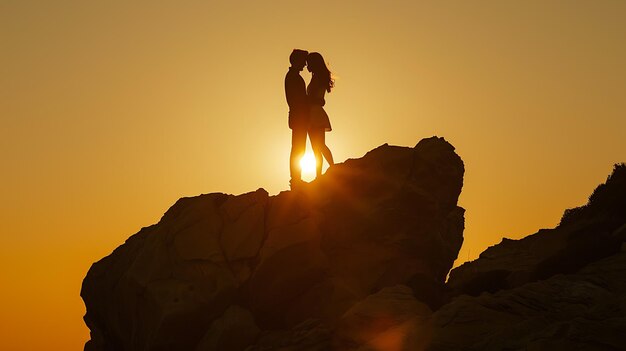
[1,1,625,349]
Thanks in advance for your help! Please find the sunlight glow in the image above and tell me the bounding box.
[300,152,316,180]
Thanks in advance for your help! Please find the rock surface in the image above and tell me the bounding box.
[333,285,432,351]
[81,136,465,351]
[430,163,626,350]
[82,142,626,351]
[447,164,626,297]
[429,250,626,351]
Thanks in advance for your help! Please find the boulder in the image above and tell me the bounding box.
[82,190,269,351]
[247,137,465,327]
[81,137,466,350]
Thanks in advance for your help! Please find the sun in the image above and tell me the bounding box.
[300,152,317,179]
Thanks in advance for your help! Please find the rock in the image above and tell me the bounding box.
[333,285,432,351]
[246,319,333,351]
[246,137,465,327]
[428,163,626,351]
[447,164,626,297]
[428,252,626,351]
[81,137,465,351]
[81,143,626,350]
[195,305,260,351]
[559,163,626,227]
[82,190,269,351]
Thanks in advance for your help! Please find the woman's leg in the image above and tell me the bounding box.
[311,128,334,178]
[310,128,324,178]
[320,132,334,167]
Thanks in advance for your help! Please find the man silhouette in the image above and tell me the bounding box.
[285,49,309,188]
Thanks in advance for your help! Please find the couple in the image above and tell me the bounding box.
[285,49,335,188]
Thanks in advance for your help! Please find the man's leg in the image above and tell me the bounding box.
[290,126,307,183]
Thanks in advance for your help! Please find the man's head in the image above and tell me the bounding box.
[289,49,308,71]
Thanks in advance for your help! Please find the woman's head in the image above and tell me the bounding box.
[307,52,334,92]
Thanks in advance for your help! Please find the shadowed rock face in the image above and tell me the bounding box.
[429,164,626,351]
[447,164,626,297]
[81,136,465,351]
[81,190,270,351]
[429,252,626,351]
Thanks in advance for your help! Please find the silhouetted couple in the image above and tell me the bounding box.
[285,49,335,189]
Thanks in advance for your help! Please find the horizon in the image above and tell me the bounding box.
[2,1,626,350]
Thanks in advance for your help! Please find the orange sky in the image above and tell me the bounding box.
[1,1,625,350]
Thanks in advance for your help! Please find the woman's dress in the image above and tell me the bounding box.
[307,81,332,132]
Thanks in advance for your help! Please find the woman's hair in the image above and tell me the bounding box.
[307,52,334,93]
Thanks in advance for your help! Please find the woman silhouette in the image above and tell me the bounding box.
[306,52,334,178]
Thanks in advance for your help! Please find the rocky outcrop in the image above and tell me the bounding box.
[81,189,270,351]
[429,163,626,350]
[447,164,626,297]
[81,136,465,351]
[83,136,625,351]
[429,250,626,350]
